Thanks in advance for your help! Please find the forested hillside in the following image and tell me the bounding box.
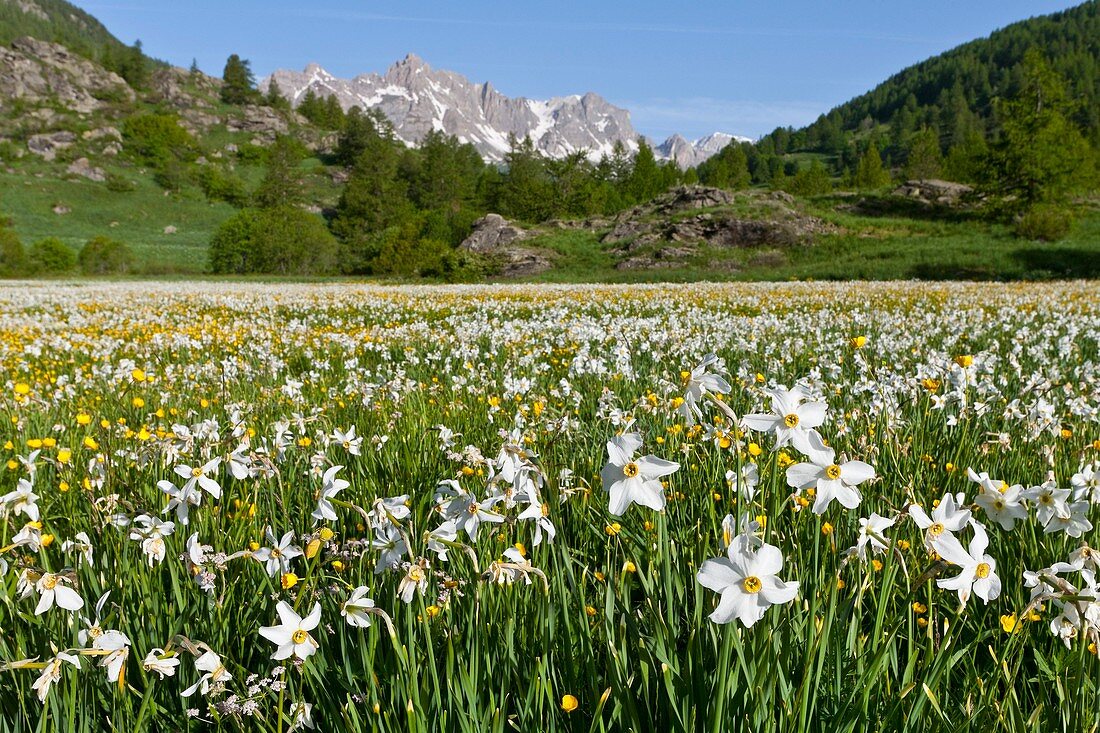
[757,1,1099,161]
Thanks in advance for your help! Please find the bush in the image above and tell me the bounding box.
[198,166,249,207]
[209,206,338,275]
[1014,204,1073,241]
[122,113,196,166]
[105,173,136,193]
[152,161,188,193]
[27,237,76,274]
[0,223,26,278]
[78,236,135,275]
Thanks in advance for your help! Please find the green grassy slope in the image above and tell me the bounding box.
[518,197,1100,283]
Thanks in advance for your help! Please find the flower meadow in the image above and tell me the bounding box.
[1,280,1099,732]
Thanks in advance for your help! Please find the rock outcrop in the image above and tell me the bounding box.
[893,179,974,205]
[0,37,133,115]
[66,157,105,181]
[27,130,76,160]
[601,186,834,270]
[459,214,550,276]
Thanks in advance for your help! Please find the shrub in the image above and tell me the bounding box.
[78,236,135,275]
[1014,204,1073,241]
[198,166,249,207]
[209,206,338,275]
[0,223,26,278]
[105,173,136,193]
[122,113,196,166]
[27,237,76,274]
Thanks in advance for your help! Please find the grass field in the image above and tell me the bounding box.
[0,281,1098,731]
[520,198,1100,283]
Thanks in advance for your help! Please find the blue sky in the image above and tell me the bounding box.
[80,0,1082,140]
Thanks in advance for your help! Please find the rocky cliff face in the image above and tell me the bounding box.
[265,55,640,162]
[0,36,133,115]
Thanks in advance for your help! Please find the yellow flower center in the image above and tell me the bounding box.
[824,464,841,480]
[993,500,1005,510]
[343,441,351,449]
[191,467,203,477]
[975,563,991,579]
[622,462,639,478]
[409,567,424,582]
[929,522,944,536]
[42,575,58,590]
[270,548,282,558]
[742,576,762,593]
[783,413,799,428]
[541,503,550,517]
[291,629,309,644]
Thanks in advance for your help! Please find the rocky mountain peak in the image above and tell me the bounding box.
[263,55,748,167]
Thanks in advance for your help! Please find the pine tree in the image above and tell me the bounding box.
[265,80,291,111]
[221,54,257,105]
[981,49,1095,212]
[253,137,304,209]
[626,138,662,203]
[853,141,892,189]
[189,58,201,78]
[297,89,323,125]
[498,135,554,222]
[334,107,380,165]
[904,127,943,180]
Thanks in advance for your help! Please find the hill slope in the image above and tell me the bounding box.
[767,1,1099,154]
[0,0,129,60]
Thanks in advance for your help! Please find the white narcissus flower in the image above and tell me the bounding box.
[253,528,303,577]
[600,432,679,516]
[1,478,40,521]
[34,573,84,615]
[852,513,895,560]
[143,648,181,678]
[32,652,81,703]
[341,586,376,628]
[174,457,222,500]
[181,649,232,698]
[290,701,315,731]
[332,426,362,456]
[159,478,200,525]
[679,353,732,421]
[93,630,131,684]
[741,386,826,454]
[908,492,971,552]
[1023,479,1071,527]
[259,601,322,660]
[1043,501,1093,538]
[697,539,799,627]
[973,480,1028,531]
[935,522,1001,606]
[61,531,95,567]
[398,560,430,603]
[785,432,874,514]
[726,463,759,501]
[312,465,349,522]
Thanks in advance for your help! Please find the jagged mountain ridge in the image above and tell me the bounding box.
[656,132,753,169]
[263,55,746,166]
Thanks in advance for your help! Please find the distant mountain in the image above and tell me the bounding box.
[769,1,1099,154]
[264,56,745,166]
[656,132,752,168]
[264,55,639,163]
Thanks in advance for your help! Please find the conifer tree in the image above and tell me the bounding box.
[221,54,256,105]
